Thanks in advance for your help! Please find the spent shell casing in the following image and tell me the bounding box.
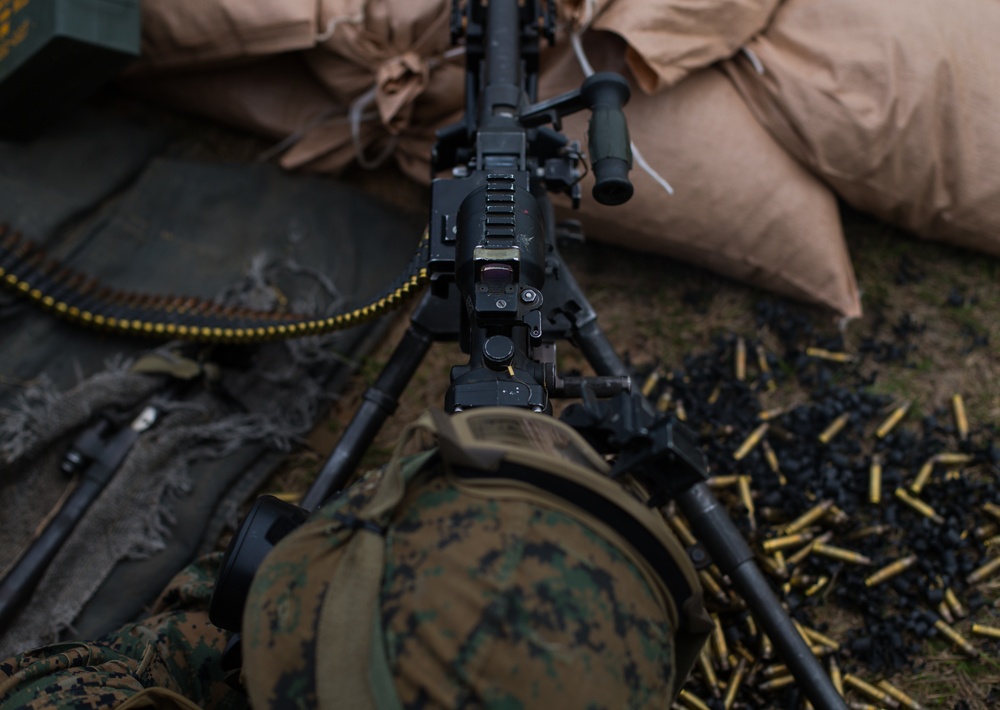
[937,601,954,625]
[844,674,901,708]
[733,422,769,461]
[972,624,1000,640]
[761,439,787,485]
[723,658,747,710]
[699,570,729,605]
[967,554,1000,584]
[934,452,974,465]
[707,385,721,405]
[735,337,746,381]
[876,401,911,438]
[697,645,721,697]
[676,399,687,422]
[763,532,815,554]
[869,454,883,504]
[806,347,854,363]
[804,576,830,597]
[984,534,1000,548]
[847,524,891,540]
[756,344,777,391]
[983,502,1000,522]
[877,679,927,710]
[758,674,795,692]
[677,689,712,710]
[759,406,787,421]
[772,550,788,577]
[952,393,969,441]
[818,412,851,444]
[712,613,730,671]
[761,662,788,680]
[814,542,873,565]
[829,657,844,696]
[787,531,833,566]
[708,474,740,488]
[738,475,756,530]
[784,499,835,534]
[865,555,918,587]
[656,390,672,413]
[933,619,979,657]
[944,587,966,618]
[801,625,840,651]
[910,459,935,495]
[894,488,945,524]
[641,369,661,398]
[667,514,698,547]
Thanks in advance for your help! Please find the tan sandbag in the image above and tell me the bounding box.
[560,0,780,94]
[540,34,861,317]
[138,0,319,69]
[724,0,1000,256]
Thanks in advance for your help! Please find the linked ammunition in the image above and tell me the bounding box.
[843,674,900,708]
[952,394,968,441]
[814,542,873,565]
[971,624,1000,640]
[876,401,911,438]
[732,422,768,461]
[818,412,850,444]
[909,459,935,495]
[806,347,854,363]
[869,454,882,504]
[784,500,835,534]
[877,679,927,710]
[763,532,814,554]
[666,514,698,547]
[865,555,918,587]
[967,555,1000,584]
[722,658,747,710]
[735,337,746,381]
[894,488,945,524]
[933,619,979,657]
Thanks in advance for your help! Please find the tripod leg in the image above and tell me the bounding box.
[300,320,433,511]
[572,317,847,710]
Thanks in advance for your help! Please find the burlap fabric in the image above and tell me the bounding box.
[724,0,1000,256]
[123,0,868,317]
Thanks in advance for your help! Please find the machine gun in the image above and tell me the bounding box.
[210,2,847,707]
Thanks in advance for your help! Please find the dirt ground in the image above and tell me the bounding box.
[260,161,1000,708]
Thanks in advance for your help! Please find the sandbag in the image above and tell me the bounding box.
[538,34,861,317]
[138,0,318,69]
[724,0,1000,256]
[560,0,780,93]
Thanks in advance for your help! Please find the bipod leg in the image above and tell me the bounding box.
[301,288,458,511]
[572,317,847,710]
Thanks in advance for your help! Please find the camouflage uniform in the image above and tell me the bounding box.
[0,555,245,709]
[2,409,700,709]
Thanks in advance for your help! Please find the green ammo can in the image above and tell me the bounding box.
[0,0,140,138]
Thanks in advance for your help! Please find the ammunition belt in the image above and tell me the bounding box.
[0,225,429,344]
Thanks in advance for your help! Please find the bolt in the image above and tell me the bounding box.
[521,289,537,303]
[495,299,507,309]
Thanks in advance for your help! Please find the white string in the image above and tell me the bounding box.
[741,47,765,75]
[316,12,364,43]
[570,31,674,196]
